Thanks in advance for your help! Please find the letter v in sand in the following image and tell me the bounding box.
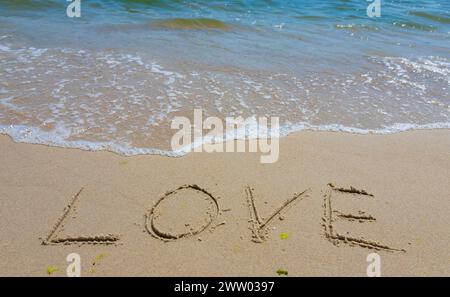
[245,185,310,243]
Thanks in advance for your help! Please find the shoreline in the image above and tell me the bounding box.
[0,129,449,276]
[1,124,450,158]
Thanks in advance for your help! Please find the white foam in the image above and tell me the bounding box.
[1,121,449,158]
[0,124,185,157]
[1,44,449,157]
[279,122,450,136]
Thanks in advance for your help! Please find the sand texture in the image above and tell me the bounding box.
[0,130,449,276]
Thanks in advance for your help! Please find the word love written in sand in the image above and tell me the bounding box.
[42,184,405,252]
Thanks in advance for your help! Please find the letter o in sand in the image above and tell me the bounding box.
[146,185,219,241]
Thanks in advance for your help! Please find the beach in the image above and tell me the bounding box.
[0,129,449,276]
[0,0,449,277]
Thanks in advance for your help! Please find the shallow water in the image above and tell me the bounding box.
[0,0,449,155]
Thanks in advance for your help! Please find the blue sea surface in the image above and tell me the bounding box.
[0,1,449,154]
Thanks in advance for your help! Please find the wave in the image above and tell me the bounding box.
[97,18,233,33]
[392,20,437,32]
[294,15,326,21]
[1,121,449,157]
[152,18,231,31]
[334,23,380,32]
[410,11,450,24]
[0,0,62,11]
[1,38,449,157]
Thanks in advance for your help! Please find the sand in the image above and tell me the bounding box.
[0,130,449,276]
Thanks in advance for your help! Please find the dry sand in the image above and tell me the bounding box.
[0,130,449,276]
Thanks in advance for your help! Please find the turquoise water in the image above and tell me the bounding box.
[0,1,449,154]
[2,0,449,70]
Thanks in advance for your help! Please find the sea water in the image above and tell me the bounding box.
[0,0,449,155]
